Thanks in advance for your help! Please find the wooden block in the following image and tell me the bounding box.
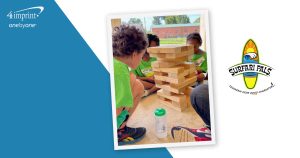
[154,79,166,85]
[154,67,194,80]
[182,45,194,52]
[158,98,182,112]
[155,84,184,94]
[158,96,187,112]
[165,50,194,58]
[156,55,189,62]
[154,75,185,84]
[162,89,172,95]
[187,71,197,78]
[178,62,195,69]
[154,66,195,79]
[184,86,194,96]
[155,69,189,79]
[170,76,197,89]
[151,61,179,68]
[147,45,194,54]
[172,101,187,111]
[173,63,197,75]
[184,87,194,108]
[149,53,166,58]
[155,76,196,94]
[189,65,197,73]
[168,69,190,79]
[153,67,185,74]
[157,89,186,103]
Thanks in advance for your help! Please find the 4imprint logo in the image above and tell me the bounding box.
[6,6,44,29]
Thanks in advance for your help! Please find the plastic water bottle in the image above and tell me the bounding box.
[154,108,167,138]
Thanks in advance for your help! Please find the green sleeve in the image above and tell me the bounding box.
[135,67,145,77]
[192,53,208,72]
[132,65,145,77]
[191,54,201,62]
[131,69,138,76]
[201,53,208,72]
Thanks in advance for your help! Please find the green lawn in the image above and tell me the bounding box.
[160,38,186,45]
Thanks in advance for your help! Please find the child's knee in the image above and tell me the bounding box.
[134,79,144,97]
[130,73,144,98]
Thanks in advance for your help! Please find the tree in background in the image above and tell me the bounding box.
[152,16,162,25]
[128,18,143,26]
[175,15,190,24]
[164,16,177,24]
[164,15,190,24]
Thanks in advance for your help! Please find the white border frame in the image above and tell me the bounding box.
[106,9,216,150]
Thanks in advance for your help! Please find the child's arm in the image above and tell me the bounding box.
[116,107,123,116]
[197,73,205,82]
[136,76,149,81]
[196,70,207,82]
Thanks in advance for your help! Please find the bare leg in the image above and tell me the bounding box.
[147,85,159,94]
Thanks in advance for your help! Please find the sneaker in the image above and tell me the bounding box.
[171,126,211,142]
[118,126,146,145]
[142,90,150,97]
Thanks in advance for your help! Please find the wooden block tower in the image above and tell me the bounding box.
[147,45,197,112]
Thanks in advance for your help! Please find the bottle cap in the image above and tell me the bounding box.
[154,108,166,117]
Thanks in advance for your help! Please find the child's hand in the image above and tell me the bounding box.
[197,73,205,82]
[196,70,203,74]
[196,56,205,66]
[116,107,123,116]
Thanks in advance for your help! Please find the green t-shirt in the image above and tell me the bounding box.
[191,52,207,72]
[132,57,156,77]
[113,58,133,108]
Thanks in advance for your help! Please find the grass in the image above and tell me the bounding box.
[160,38,186,45]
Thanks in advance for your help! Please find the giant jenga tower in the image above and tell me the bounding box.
[147,45,197,112]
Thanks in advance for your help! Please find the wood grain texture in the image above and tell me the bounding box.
[147,45,194,54]
[150,49,194,59]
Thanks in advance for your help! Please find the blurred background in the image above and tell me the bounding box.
[111,14,206,50]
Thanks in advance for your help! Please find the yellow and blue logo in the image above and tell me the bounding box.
[229,39,273,90]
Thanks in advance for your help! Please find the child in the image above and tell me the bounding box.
[112,24,148,145]
[132,34,160,96]
[186,32,208,83]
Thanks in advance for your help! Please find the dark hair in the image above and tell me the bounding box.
[112,24,148,57]
[186,32,202,46]
[147,34,160,46]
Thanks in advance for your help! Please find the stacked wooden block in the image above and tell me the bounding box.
[147,45,197,112]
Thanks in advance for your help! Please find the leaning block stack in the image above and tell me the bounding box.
[147,45,197,112]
